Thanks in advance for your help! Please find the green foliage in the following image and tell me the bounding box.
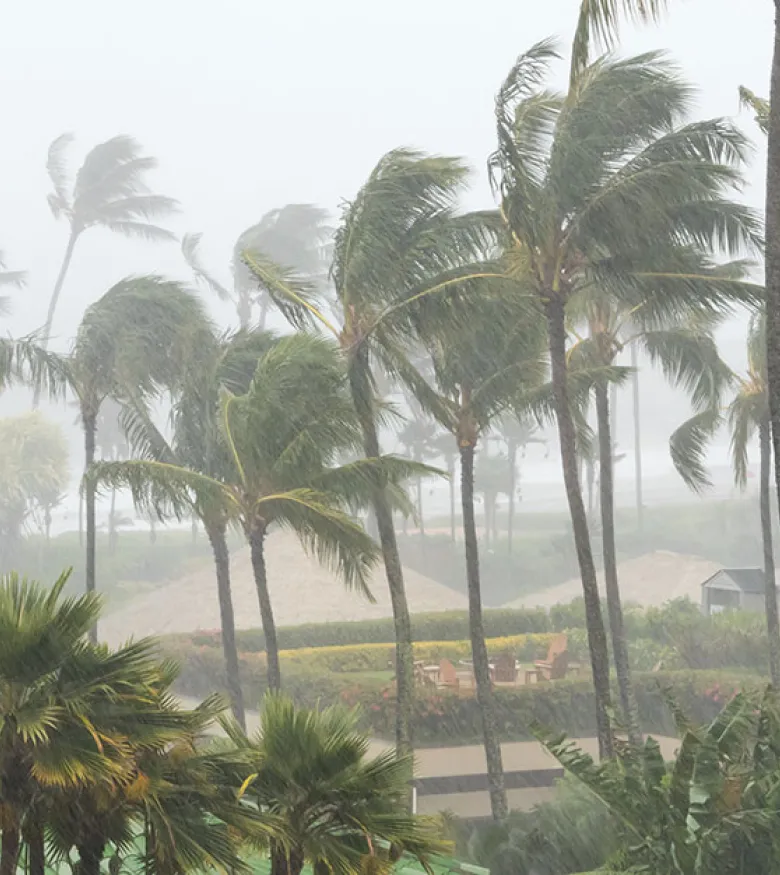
[222,694,443,875]
[539,688,780,873]
[463,777,622,875]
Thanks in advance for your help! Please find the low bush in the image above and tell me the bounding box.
[341,670,757,744]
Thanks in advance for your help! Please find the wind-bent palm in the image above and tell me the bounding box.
[224,694,442,875]
[491,42,760,756]
[43,134,178,346]
[391,293,547,821]
[90,333,423,692]
[568,290,734,745]
[55,277,209,639]
[110,328,281,727]
[242,148,498,756]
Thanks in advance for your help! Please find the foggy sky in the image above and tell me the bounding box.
[0,0,773,482]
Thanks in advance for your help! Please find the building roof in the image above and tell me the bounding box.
[701,568,765,594]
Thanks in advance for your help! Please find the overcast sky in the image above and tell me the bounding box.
[0,0,771,342]
[0,0,773,485]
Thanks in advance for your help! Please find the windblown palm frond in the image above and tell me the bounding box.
[669,407,722,492]
[739,86,769,135]
[182,232,232,302]
[570,0,672,84]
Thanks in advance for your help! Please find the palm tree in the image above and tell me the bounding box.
[183,205,333,329]
[48,661,265,875]
[490,42,760,756]
[389,294,548,821]
[60,277,209,640]
[242,149,499,757]
[729,313,780,686]
[568,292,733,744]
[43,134,178,347]
[395,415,438,539]
[91,333,421,693]
[570,4,780,675]
[225,694,442,875]
[429,432,458,541]
[114,328,281,728]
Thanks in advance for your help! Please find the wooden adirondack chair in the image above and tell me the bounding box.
[438,658,460,691]
[493,650,518,683]
[534,634,569,681]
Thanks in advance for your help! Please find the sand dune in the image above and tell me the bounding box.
[100,528,467,645]
[505,550,722,610]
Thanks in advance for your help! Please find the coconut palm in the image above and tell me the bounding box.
[729,313,780,686]
[490,42,760,756]
[570,3,780,638]
[57,277,209,640]
[224,694,442,875]
[395,415,438,538]
[388,293,548,820]
[43,134,178,347]
[242,149,498,757]
[113,329,281,728]
[568,292,733,745]
[90,333,423,693]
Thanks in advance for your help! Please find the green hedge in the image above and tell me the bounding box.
[343,670,758,744]
[178,607,566,653]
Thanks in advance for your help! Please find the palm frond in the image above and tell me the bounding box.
[728,383,765,489]
[46,132,75,218]
[739,86,769,135]
[261,488,379,598]
[570,0,671,84]
[98,221,177,243]
[181,232,232,301]
[669,407,722,492]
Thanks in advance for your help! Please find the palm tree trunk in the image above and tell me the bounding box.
[595,383,641,747]
[207,521,246,727]
[348,353,414,758]
[78,488,84,547]
[507,442,517,554]
[545,297,613,758]
[630,344,644,532]
[77,839,105,875]
[43,229,78,349]
[760,417,780,687]
[26,809,45,875]
[108,486,117,554]
[460,442,507,820]
[270,841,304,875]
[765,10,780,634]
[84,408,98,643]
[248,525,281,691]
[0,818,20,875]
[448,456,456,542]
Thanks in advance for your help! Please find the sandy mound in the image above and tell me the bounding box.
[505,550,722,610]
[100,528,467,645]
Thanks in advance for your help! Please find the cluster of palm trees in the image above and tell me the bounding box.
[0,571,437,875]
[1,0,776,834]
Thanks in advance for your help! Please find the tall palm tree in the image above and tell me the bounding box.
[729,313,780,686]
[225,694,442,875]
[490,42,760,756]
[568,294,733,745]
[59,277,209,640]
[90,333,422,693]
[43,134,178,347]
[570,3,780,684]
[388,294,548,821]
[115,329,281,728]
[242,149,499,757]
[395,415,438,538]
